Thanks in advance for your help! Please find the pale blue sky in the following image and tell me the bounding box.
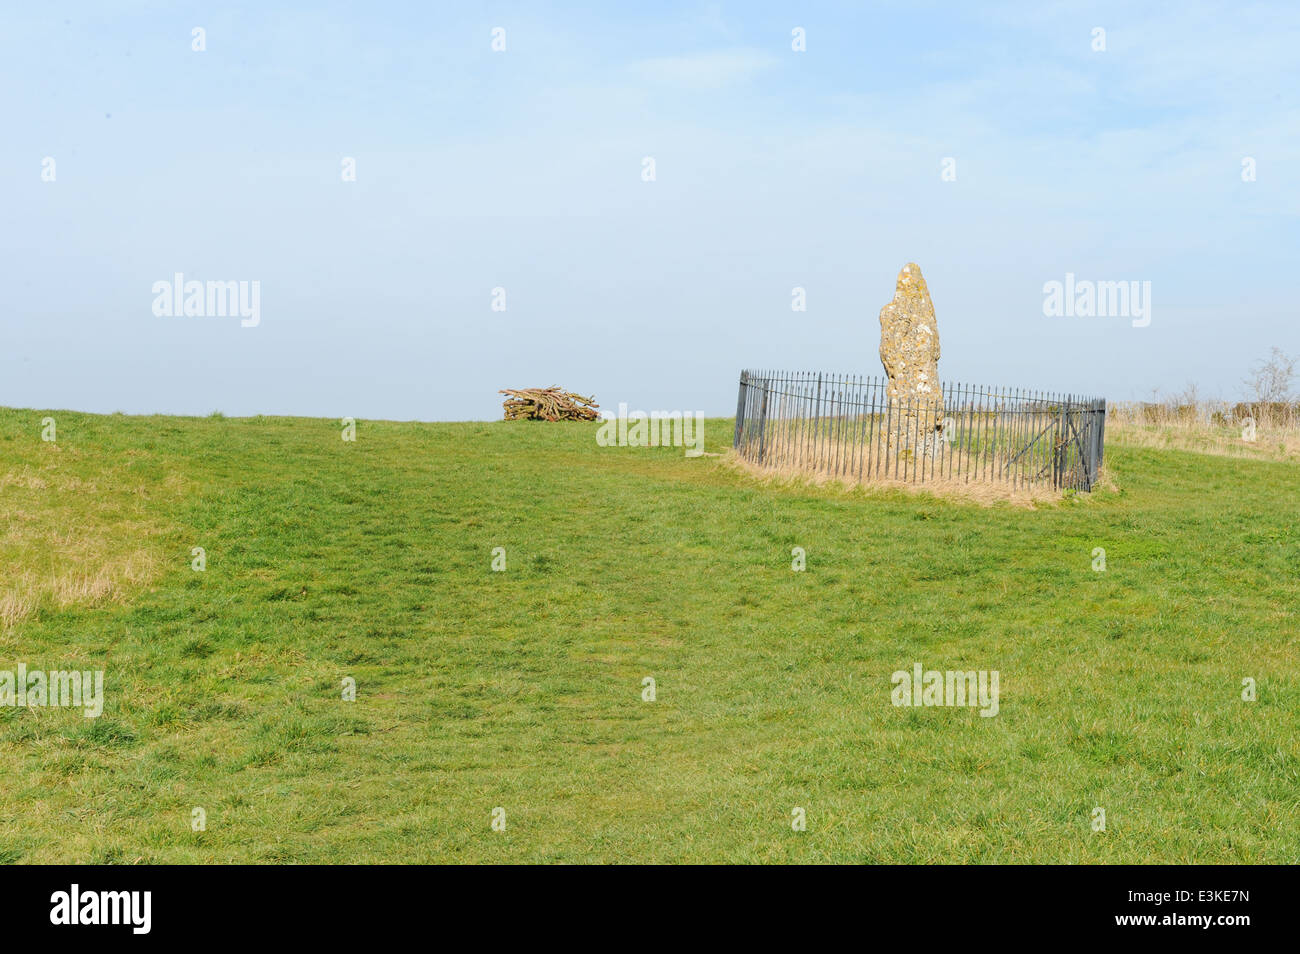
[4,1,1297,420]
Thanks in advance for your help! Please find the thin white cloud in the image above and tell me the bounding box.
[631,49,778,88]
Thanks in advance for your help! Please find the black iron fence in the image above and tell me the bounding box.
[734,370,1106,492]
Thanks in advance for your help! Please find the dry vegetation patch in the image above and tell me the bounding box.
[0,447,187,631]
[1108,401,1300,461]
[724,450,1069,507]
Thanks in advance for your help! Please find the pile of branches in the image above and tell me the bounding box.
[500,386,600,422]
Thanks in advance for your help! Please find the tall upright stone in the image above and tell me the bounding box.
[878,263,943,451]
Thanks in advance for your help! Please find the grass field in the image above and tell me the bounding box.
[1,406,1296,863]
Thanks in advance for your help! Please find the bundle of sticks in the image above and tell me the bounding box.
[500,387,600,422]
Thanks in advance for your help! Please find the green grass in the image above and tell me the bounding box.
[1,406,1296,863]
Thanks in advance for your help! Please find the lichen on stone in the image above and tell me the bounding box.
[879,262,943,451]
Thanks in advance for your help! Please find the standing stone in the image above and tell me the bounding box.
[878,262,943,452]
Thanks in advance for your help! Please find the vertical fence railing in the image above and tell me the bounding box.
[733,370,1106,492]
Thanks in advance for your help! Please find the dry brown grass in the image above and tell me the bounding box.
[1108,401,1300,461]
[724,450,1066,507]
[0,561,158,629]
[0,446,184,631]
[728,413,1083,505]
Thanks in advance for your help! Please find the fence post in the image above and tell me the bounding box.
[734,371,748,449]
[1091,398,1106,485]
[814,373,823,457]
[757,382,769,464]
[1097,399,1107,475]
[1053,403,1066,489]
